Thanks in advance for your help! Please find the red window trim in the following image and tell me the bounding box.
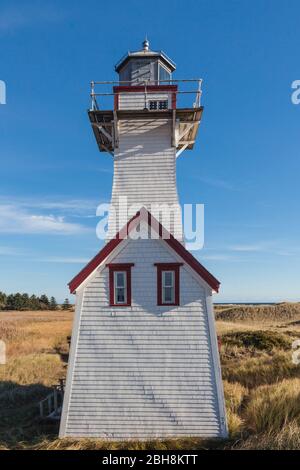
[154,263,182,306]
[107,263,134,307]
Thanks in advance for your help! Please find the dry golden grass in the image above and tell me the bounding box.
[0,306,300,450]
[215,302,300,323]
[223,381,247,437]
[30,437,219,451]
[244,378,300,433]
[233,422,300,450]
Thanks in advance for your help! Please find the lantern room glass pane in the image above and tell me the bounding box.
[159,65,171,84]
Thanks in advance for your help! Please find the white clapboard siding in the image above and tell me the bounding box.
[108,118,183,241]
[118,93,172,110]
[61,237,225,439]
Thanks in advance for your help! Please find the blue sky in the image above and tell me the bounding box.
[0,0,299,302]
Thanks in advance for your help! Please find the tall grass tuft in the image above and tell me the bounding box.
[223,352,300,388]
[244,378,300,434]
[223,381,247,437]
[234,422,300,450]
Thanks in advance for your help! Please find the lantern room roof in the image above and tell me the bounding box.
[115,39,176,73]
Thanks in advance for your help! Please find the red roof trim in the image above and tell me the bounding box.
[113,85,178,94]
[68,209,220,294]
[68,213,140,294]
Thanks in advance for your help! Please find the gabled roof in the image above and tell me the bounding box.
[68,208,220,294]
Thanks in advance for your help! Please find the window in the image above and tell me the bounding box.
[159,64,171,84]
[149,100,168,110]
[107,263,134,306]
[159,100,168,110]
[149,100,158,110]
[114,271,127,304]
[155,263,182,306]
[162,271,175,303]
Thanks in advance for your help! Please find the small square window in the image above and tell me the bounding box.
[149,101,158,110]
[107,263,134,307]
[155,263,182,306]
[159,100,168,110]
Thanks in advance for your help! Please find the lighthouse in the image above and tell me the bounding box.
[59,40,227,439]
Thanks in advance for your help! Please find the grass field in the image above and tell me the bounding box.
[1,304,300,450]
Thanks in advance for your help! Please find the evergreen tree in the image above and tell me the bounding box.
[0,291,62,311]
[6,294,16,310]
[20,293,29,310]
[29,294,40,310]
[39,294,50,309]
[62,298,70,310]
[50,296,57,310]
[0,291,6,310]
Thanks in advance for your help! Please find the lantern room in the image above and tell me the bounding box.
[115,39,176,85]
[88,39,203,158]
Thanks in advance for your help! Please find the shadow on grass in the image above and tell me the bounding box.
[0,381,230,450]
[0,381,59,449]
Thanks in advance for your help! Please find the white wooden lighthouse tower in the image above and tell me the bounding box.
[59,40,227,439]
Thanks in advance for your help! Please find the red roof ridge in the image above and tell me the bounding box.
[68,208,220,294]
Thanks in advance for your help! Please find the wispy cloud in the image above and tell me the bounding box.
[0,196,101,216]
[199,239,299,263]
[0,4,65,34]
[37,257,90,264]
[0,245,20,256]
[200,253,234,261]
[228,243,266,252]
[0,202,91,235]
[227,241,298,257]
[193,176,237,191]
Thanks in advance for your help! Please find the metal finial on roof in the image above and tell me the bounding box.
[142,37,149,51]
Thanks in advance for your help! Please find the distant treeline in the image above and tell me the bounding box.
[0,291,71,311]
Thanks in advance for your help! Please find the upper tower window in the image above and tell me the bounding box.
[159,100,168,110]
[149,100,158,110]
[131,60,152,83]
[149,100,168,111]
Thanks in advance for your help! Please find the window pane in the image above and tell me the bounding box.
[149,100,157,110]
[164,286,174,303]
[115,272,125,287]
[159,65,171,83]
[163,271,174,287]
[116,287,125,303]
[159,100,168,110]
[161,270,175,304]
[113,271,127,304]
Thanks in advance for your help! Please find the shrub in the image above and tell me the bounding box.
[222,330,291,351]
